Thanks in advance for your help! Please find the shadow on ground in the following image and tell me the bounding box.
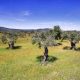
[63,46,80,51]
[6,46,22,49]
[36,55,57,63]
[75,47,80,51]
[63,46,71,50]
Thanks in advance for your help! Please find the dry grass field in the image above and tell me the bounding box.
[0,37,80,80]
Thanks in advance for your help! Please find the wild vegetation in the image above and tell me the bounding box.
[0,26,80,80]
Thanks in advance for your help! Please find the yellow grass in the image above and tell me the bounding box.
[0,37,80,80]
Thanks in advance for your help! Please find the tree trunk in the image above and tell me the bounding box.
[43,46,48,61]
[8,41,14,49]
[38,42,41,49]
[70,41,76,50]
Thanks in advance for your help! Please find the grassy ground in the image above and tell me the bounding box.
[0,37,80,80]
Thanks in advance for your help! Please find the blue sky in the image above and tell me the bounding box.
[0,0,80,30]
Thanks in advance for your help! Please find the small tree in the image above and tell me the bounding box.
[8,38,14,49]
[61,32,68,42]
[69,32,80,50]
[60,31,80,50]
[53,25,62,40]
[1,34,7,44]
[7,33,18,49]
[1,32,18,49]
[32,31,55,61]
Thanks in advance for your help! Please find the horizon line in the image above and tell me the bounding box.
[0,26,80,31]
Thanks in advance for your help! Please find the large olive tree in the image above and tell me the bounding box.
[32,31,55,61]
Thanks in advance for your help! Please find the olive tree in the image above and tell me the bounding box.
[1,34,7,44]
[69,32,80,50]
[7,33,18,49]
[32,31,55,61]
[62,31,80,50]
[1,32,18,49]
[53,25,62,40]
[61,32,68,42]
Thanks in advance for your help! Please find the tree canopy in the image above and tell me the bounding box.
[53,25,62,40]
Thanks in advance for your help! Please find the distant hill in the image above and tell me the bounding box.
[0,27,12,32]
[0,26,50,33]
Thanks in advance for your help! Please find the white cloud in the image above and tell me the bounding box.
[22,11,32,16]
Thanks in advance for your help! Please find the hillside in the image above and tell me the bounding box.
[0,27,50,33]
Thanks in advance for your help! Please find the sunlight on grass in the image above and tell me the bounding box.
[0,38,80,80]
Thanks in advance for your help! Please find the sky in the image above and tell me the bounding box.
[0,0,80,30]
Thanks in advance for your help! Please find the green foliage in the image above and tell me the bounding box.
[53,25,61,32]
[69,32,80,42]
[53,25,62,40]
[61,32,68,42]
[1,34,7,44]
[0,32,18,45]
[61,31,80,43]
[32,31,55,47]
[7,33,18,43]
